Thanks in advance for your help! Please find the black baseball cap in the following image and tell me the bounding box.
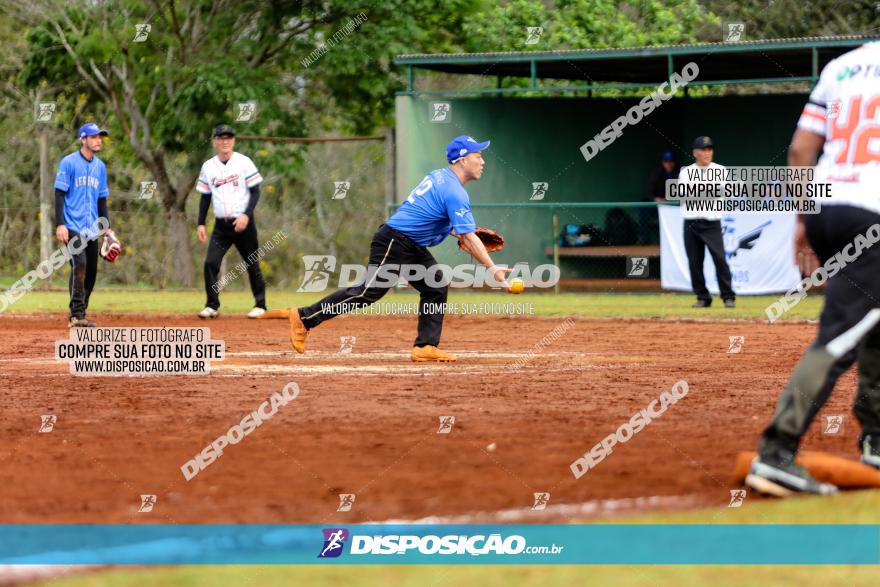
[693,136,714,149]
[212,124,235,138]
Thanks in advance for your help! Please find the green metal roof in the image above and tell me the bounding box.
[395,35,879,91]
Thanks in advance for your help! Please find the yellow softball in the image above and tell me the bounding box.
[510,278,524,294]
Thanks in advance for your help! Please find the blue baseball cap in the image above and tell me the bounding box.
[446,135,490,164]
[662,151,675,161]
[78,122,108,139]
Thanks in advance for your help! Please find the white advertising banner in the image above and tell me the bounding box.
[659,206,801,295]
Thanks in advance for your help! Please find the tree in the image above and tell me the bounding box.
[460,0,716,53]
[0,11,80,280]
[702,0,880,40]
[296,0,477,133]
[13,0,486,286]
[16,0,327,285]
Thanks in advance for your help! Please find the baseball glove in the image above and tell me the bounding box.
[458,227,505,253]
[100,229,121,263]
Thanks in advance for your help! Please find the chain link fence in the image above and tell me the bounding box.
[387,201,666,292]
[3,131,669,294]
[0,137,390,291]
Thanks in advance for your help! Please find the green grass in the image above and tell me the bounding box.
[607,488,880,524]
[1,289,824,321]
[34,563,880,587]
[34,492,880,586]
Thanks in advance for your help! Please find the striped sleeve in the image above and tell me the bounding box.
[196,165,211,194]
[243,156,262,187]
[245,170,263,187]
[797,101,827,136]
[797,60,835,137]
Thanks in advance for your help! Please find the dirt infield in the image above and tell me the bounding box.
[0,312,861,524]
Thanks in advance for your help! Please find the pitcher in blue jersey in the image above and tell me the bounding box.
[289,136,512,362]
[54,123,114,328]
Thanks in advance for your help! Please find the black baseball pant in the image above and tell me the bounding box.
[68,231,99,319]
[760,205,880,457]
[204,218,266,310]
[683,219,735,303]
[298,224,448,348]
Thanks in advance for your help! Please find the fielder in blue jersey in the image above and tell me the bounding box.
[288,135,511,362]
[54,122,114,327]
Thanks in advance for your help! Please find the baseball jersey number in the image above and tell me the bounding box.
[406,177,433,204]
[830,95,880,164]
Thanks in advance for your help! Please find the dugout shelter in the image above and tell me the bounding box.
[392,35,878,289]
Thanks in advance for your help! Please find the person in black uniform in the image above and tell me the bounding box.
[640,151,679,244]
[678,136,735,308]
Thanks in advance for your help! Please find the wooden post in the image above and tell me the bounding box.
[384,128,394,209]
[39,130,52,290]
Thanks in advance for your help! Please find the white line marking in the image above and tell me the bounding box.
[214,364,612,376]
[0,350,592,364]
[368,494,703,524]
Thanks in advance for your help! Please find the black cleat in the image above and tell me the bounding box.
[724,299,736,309]
[69,316,96,328]
[860,435,880,469]
[745,451,837,496]
[691,300,711,308]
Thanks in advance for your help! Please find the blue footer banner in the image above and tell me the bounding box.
[1,524,877,565]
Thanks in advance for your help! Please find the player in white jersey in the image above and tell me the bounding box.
[195,124,267,319]
[747,43,880,496]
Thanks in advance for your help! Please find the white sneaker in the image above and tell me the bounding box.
[247,307,266,319]
[198,307,219,319]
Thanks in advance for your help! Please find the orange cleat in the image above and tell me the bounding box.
[411,345,457,363]
[288,307,309,353]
